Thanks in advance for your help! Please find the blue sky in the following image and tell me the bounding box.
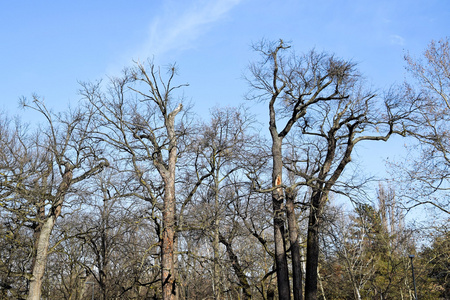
[1,0,449,181]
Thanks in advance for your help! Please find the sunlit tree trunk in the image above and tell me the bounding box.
[160,132,179,300]
[27,215,57,300]
[161,174,177,300]
[271,134,291,300]
[27,168,72,300]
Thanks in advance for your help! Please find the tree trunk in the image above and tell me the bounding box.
[317,270,327,300]
[161,176,177,300]
[271,136,291,300]
[160,104,181,300]
[213,223,220,300]
[27,215,57,300]
[219,234,252,300]
[28,169,69,300]
[304,191,325,300]
[76,275,88,300]
[213,174,221,300]
[352,282,362,300]
[286,188,303,300]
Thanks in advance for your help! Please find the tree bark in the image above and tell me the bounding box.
[161,171,177,300]
[27,215,57,300]
[271,136,291,300]
[304,191,326,300]
[286,188,303,300]
[160,104,181,300]
[27,168,73,300]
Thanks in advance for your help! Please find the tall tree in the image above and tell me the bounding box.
[82,61,211,300]
[290,72,406,300]
[0,100,109,300]
[247,39,326,300]
[247,40,408,300]
[198,106,255,300]
[401,37,450,214]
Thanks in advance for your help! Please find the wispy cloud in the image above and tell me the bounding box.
[137,0,242,60]
[389,34,405,46]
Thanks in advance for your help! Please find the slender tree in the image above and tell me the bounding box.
[399,37,450,214]
[199,106,255,299]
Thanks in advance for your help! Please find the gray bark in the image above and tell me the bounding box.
[27,215,57,300]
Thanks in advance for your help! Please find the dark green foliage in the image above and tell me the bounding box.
[420,230,450,299]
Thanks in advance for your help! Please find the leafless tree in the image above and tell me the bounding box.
[81,61,212,300]
[0,99,109,300]
[246,39,409,300]
[198,106,256,299]
[0,115,34,299]
[176,106,262,299]
[398,37,450,214]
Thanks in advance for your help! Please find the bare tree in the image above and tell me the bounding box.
[176,105,260,299]
[246,39,408,300]
[0,99,109,300]
[323,206,375,300]
[198,106,256,300]
[246,39,305,300]
[399,37,450,214]
[82,61,212,300]
[0,116,34,299]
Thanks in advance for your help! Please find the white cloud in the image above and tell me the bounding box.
[137,0,242,60]
[389,34,405,46]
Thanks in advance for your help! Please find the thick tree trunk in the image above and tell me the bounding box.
[28,170,69,300]
[286,188,303,300]
[161,177,177,300]
[27,215,57,300]
[160,104,182,300]
[304,210,319,300]
[304,191,326,300]
[271,136,291,300]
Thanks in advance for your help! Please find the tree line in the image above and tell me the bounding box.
[0,39,449,300]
